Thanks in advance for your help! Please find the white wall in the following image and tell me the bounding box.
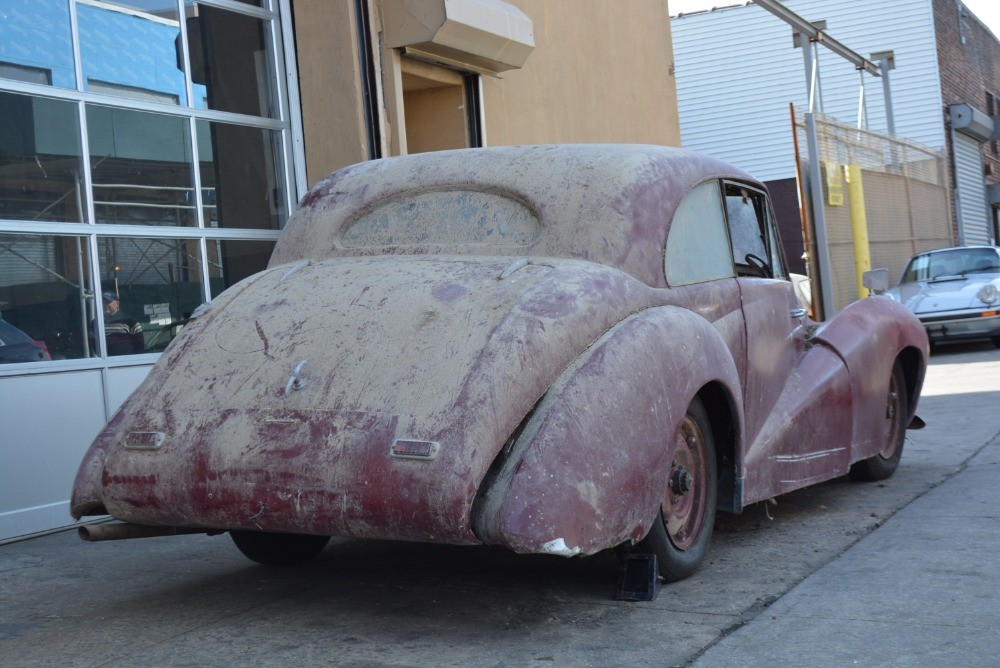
[0,363,151,541]
[671,0,944,182]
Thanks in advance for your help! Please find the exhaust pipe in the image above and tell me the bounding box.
[78,522,212,542]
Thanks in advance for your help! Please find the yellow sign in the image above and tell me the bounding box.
[825,162,844,206]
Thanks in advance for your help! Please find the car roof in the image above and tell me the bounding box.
[271,144,758,288]
[914,245,999,257]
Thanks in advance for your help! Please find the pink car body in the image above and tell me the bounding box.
[71,145,928,576]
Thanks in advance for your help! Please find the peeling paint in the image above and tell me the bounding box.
[540,537,581,557]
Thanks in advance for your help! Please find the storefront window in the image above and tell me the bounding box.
[87,104,196,226]
[77,0,189,106]
[197,120,285,230]
[207,238,274,297]
[0,233,94,362]
[0,0,297,366]
[0,0,77,89]
[98,236,205,353]
[184,2,279,117]
[0,92,86,223]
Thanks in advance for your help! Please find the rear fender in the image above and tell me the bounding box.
[472,306,743,556]
[813,296,929,459]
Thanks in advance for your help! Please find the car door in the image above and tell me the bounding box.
[723,182,853,500]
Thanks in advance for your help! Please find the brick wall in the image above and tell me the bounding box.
[935,0,1000,241]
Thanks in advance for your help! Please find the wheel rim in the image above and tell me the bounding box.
[662,415,708,551]
[880,372,903,459]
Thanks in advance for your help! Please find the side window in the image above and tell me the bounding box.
[724,183,784,278]
[665,180,735,286]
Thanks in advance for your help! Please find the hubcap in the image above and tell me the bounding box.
[662,415,708,551]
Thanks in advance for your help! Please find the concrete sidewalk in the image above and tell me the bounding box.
[692,363,1000,666]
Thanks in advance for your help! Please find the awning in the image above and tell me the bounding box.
[382,0,534,76]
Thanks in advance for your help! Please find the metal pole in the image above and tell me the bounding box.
[802,35,817,113]
[805,112,837,319]
[874,52,896,137]
[856,68,869,130]
[813,42,824,113]
[846,164,871,299]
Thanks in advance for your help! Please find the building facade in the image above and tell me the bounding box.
[672,0,1000,274]
[0,0,680,541]
[934,0,1000,244]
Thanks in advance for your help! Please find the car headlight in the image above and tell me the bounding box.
[978,285,999,305]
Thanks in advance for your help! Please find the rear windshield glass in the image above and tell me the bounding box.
[340,189,540,248]
[901,248,1000,282]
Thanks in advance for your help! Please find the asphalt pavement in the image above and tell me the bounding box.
[0,342,998,667]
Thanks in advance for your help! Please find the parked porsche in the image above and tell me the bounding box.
[71,145,928,582]
[885,245,1000,347]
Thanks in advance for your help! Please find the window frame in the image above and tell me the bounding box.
[721,180,787,281]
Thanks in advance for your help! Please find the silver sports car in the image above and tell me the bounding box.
[885,245,1000,346]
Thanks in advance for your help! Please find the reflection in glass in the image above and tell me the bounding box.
[0,92,87,223]
[98,236,205,353]
[196,120,286,230]
[77,0,188,106]
[0,233,94,362]
[185,2,278,117]
[0,0,76,89]
[87,104,196,226]
[207,239,274,298]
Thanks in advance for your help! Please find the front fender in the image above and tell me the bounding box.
[472,306,743,556]
[813,296,929,457]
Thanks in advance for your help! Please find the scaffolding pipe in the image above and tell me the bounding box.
[846,164,871,300]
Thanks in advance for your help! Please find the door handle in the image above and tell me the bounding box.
[790,308,808,319]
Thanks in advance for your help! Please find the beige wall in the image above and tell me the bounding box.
[290,0,681,186]
[291,0,370,187]
[481,0,680,147]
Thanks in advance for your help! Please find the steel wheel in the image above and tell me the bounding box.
[663,414,711,551]
[850,360,908,482]
[637,397,717,582]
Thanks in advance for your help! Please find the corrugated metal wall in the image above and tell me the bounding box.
[672,0,944,182]
[952,131,992,245]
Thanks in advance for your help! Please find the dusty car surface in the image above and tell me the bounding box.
[885,245,1000,347]
[71,145,928,582]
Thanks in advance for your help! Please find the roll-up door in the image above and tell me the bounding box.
[953,132,992,245]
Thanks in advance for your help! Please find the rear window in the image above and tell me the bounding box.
[0,320,32,346]
[340,189,540,248]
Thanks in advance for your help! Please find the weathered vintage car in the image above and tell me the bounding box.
[884,245,1000,347]
[71,145,928,582]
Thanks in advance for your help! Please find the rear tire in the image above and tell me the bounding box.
[637,397,717,582]
[849,360,907,482]
[230,530,331,566]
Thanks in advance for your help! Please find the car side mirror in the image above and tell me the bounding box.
[862,268,889,295]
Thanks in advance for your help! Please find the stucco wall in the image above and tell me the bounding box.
[291,0,681,185]
[482,0,680,147]
[291,0,370,187]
